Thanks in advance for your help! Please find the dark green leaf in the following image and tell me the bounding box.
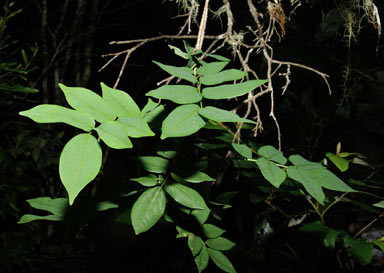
[208,249,237,273]
[256,158,286,188]
[344,236,373,265]
[135,156,169,173]
[188,233,203,256]
[202,224,226,239]
[26,197,68,216]
[206,237,235,251]
[153,61,197,83]
[198,106,257,124]
[232,143,252,159]
[165,183,208,209]
[195,245,209,273]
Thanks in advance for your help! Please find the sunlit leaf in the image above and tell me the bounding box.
[20,104,95,131]
[146,85,202,104]
[165,183,208,209]
[101,82,140,117]
[200,69,247,85]
[202,79,267,100]
[198,106,257,124]
[161,104,206,139]
[59,134,102,205]
[131,187,166,235]
[153,61,197,83]
[95,120,132,149]
[256,158,286,188]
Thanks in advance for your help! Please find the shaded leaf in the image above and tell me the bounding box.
[344,236,373,265]
[20,104,95,131]
[202,80,267,100]
[59,134,102,205]
[131,187,166,235]
[326,152,350,172]
[161,104,206,139]
[130,174,158,187]
[188,233,203,256]
[208,249,237,273]
[146,85,202,104]
[373,201,384,208]
[256,158,286,188]
[195,244,209,273]
[198,106,257,124]
[202,224,226,239]
[95,120,132,149]
[165,183,208,209]
[142,98,165,123]
[135,156,169,173]
[26,197,68,216]
[207,237,236,251]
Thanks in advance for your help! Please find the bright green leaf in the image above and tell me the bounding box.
[208,249,237,273]
[198,106,257,124]
[232,143,252,159]
[131,187,166,235]
[310,168,355,192]
[202,79,267,100]
[195,244,209,273]
[191,209,210,225]
[59,83,116,123]
[373,201,384,208]
[258,145,287,164]
[119,116,155,138]
[142,98,165,123]
[168,44,189,59]
[173,167,215,183]
[26,197,68,216]
[146,85,202,104]
[59,134,102,205]
[95,120,132,149]
[135,156,169,173]
[165,183,208,209]
[130,174,158,187]
[207,237,236,251]
[20,104,95,131]
[196,61,228,76]
[161,104,206,139]
[326,152,350,172]
[200,69,247,85]
[188,233,203,256]
[344,236,373,265]
[153,61,197,83]
[101,82,141,117]
[373,240,384,252]
[96,201,118,211]
[18,214,63,224]
[206,53,230,62]
[202,224,226,239]
[256,158,286,188]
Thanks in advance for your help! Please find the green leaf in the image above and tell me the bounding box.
[232,143,252,159]
[26,197,68,216]
[207,237,235,251]
[59,134,102,205]
[191,209,210,224]
[256,158,287,188]
[131,187,166,235]
[161,104,206,139]
[95,120,132,149]
[206,53,230,62]
[372,240,384,252]
[289,155,323,169]
[196,61,228,76]
[310,168,355,192]
[287,166,325,204]
[142,98,165,123]
[258,145,287,164]
[18,214,63,224]
[373,200,384,208]
[165,183,208,209]
[200,69,247,85]
[202,224,226,239]
[146,85,202,104]
[326,152,350,172]
[198,106,257,124]
[153,61,197,83]
[344,236,373,265]
[168,44,189,59]
[202,79,268,100]
[20,104,95,131]
[101,82,141,117]
[173,167,215,183]
[130,174,158,187]
[96,201,118,211]
[0,83,39,93]
[119,116,155,138]
[59,83,116,123]
[208,249,237,273]
[195,244,209,273]
[188,233,203,256]
[135,156,169,173]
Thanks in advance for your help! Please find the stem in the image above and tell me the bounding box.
[320,192,349,220]
[299,189,324,222]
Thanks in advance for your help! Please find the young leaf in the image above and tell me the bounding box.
[195,244,209,273]
[153,61,197,83]
[256,158,287,188]
[161,104,206,139]
[208,249,237,273]
[165,183,208,209]
[59,84,116,123]
[258,145,287,164]
[59,134,102,205]
[202,224,226,239]
[232,143,252,159]
[119,116,155,138]
[198,106,257,124]
[135,156,170,173]
[130,174,158,187]
[95,120,132,149]
[101,82,141,117]
[188,233,203,256]
[146,85,202,104]
[326,152,350,172]
[206,237,236,251]
[202,79,268,100]
[20,104,95,131]
[200,69,247,85]
[196,61,228,76]
[131,187,166,235]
